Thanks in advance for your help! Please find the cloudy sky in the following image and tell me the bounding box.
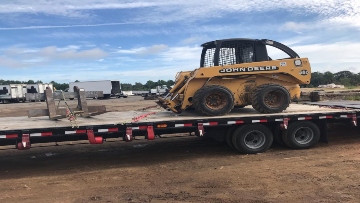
[0,0,359,84]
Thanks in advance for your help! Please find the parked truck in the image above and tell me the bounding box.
[26,83,53,94]
[69,80,127,99]
[143,85,169,100]
[0,84,27,103]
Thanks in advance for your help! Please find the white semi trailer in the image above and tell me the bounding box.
[26,83,53,94]
[0,84,27,103]
[69,80,127,99]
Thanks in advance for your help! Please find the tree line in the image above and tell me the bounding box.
[304,71,360,88]
[1,71,359,91]
[121,80,175,91]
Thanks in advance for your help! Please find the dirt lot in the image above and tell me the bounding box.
[1,97,360,203]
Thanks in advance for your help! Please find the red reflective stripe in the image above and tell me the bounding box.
[41,132,52,136]
[184,123,192,127]
[139,126,148,130]
[326,115,333,118]
[305,117,312,120]
[108,128,118,132]
[235,120,244,124]
[259,119,267,123]
[6,134,17,139]
[76,130,87,134]
[209,122,218,125]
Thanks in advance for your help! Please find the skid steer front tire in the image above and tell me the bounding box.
[193,85,234,116]
[251,84,290,113]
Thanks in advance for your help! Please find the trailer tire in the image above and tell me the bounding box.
[282,121,320,149]
[273,131,286,146]
[193,85,234,116]
[225,126,240,149]
[232,124,273,154]
[251,84,290,113]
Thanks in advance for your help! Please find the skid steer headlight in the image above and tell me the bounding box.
[294,59,302,66]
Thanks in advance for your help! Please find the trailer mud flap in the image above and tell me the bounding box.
[86,130,103,144]
[147,126,155,140]
[197,123,204,136]
[17,134,31,150]
[125,127,133,142]
[280,118,289,130]
[352,114,357,126]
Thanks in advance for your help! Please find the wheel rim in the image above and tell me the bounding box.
[294,127,314,145]
[264,90,285,108]
[205,92,227,110]
[243,130,266,149]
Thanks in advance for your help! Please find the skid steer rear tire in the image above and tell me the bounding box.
[251,84,290,113]
[193,85,234,116]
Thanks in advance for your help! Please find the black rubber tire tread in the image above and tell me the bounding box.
[231,124,273,154]
[193,85,234,116]
[251,83,290,113]
[225,126,239,149]
[274,131,286,147]
[282,121,320,149]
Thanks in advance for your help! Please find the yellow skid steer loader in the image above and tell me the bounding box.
[156,38,311,116]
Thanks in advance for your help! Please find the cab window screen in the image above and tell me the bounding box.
[219,42,254,66]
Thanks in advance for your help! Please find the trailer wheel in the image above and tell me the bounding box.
[193,85,234,116]
[251,84,290,113]
[232,124,273,154]
[282,121,320,149]
[225,126,241,149]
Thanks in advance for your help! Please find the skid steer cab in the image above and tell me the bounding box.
[156,38,311,116]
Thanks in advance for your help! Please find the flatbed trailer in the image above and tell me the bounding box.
[0,102,359,154]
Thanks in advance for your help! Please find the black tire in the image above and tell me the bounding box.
[251,84,290,113]
[232,124,273,154]
[282,121,320,149]
[193,85,234,116]
[273,131,286,146]
[225,126,240,149]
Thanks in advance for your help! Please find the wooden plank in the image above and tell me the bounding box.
[28,106,106,118]
[75,86,89,117]
[25,91,104,101]
[45,88,57,119]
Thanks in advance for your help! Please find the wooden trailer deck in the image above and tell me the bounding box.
[0,103,358,131]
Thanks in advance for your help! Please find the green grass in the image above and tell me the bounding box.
[345,95,360,101]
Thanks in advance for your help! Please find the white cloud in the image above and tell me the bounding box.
[268,41,360,73]
[38,46,107,59]
[0,45,108,68]
[116,44,168,55]
[0,0,358,30]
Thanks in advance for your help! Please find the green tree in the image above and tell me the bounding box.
[323,71,334,84]
[121,83,132,91]
[132,82,144,90]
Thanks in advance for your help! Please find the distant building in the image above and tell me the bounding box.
[318,83,345,88]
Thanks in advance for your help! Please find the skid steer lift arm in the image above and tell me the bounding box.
[157,38,311,116]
